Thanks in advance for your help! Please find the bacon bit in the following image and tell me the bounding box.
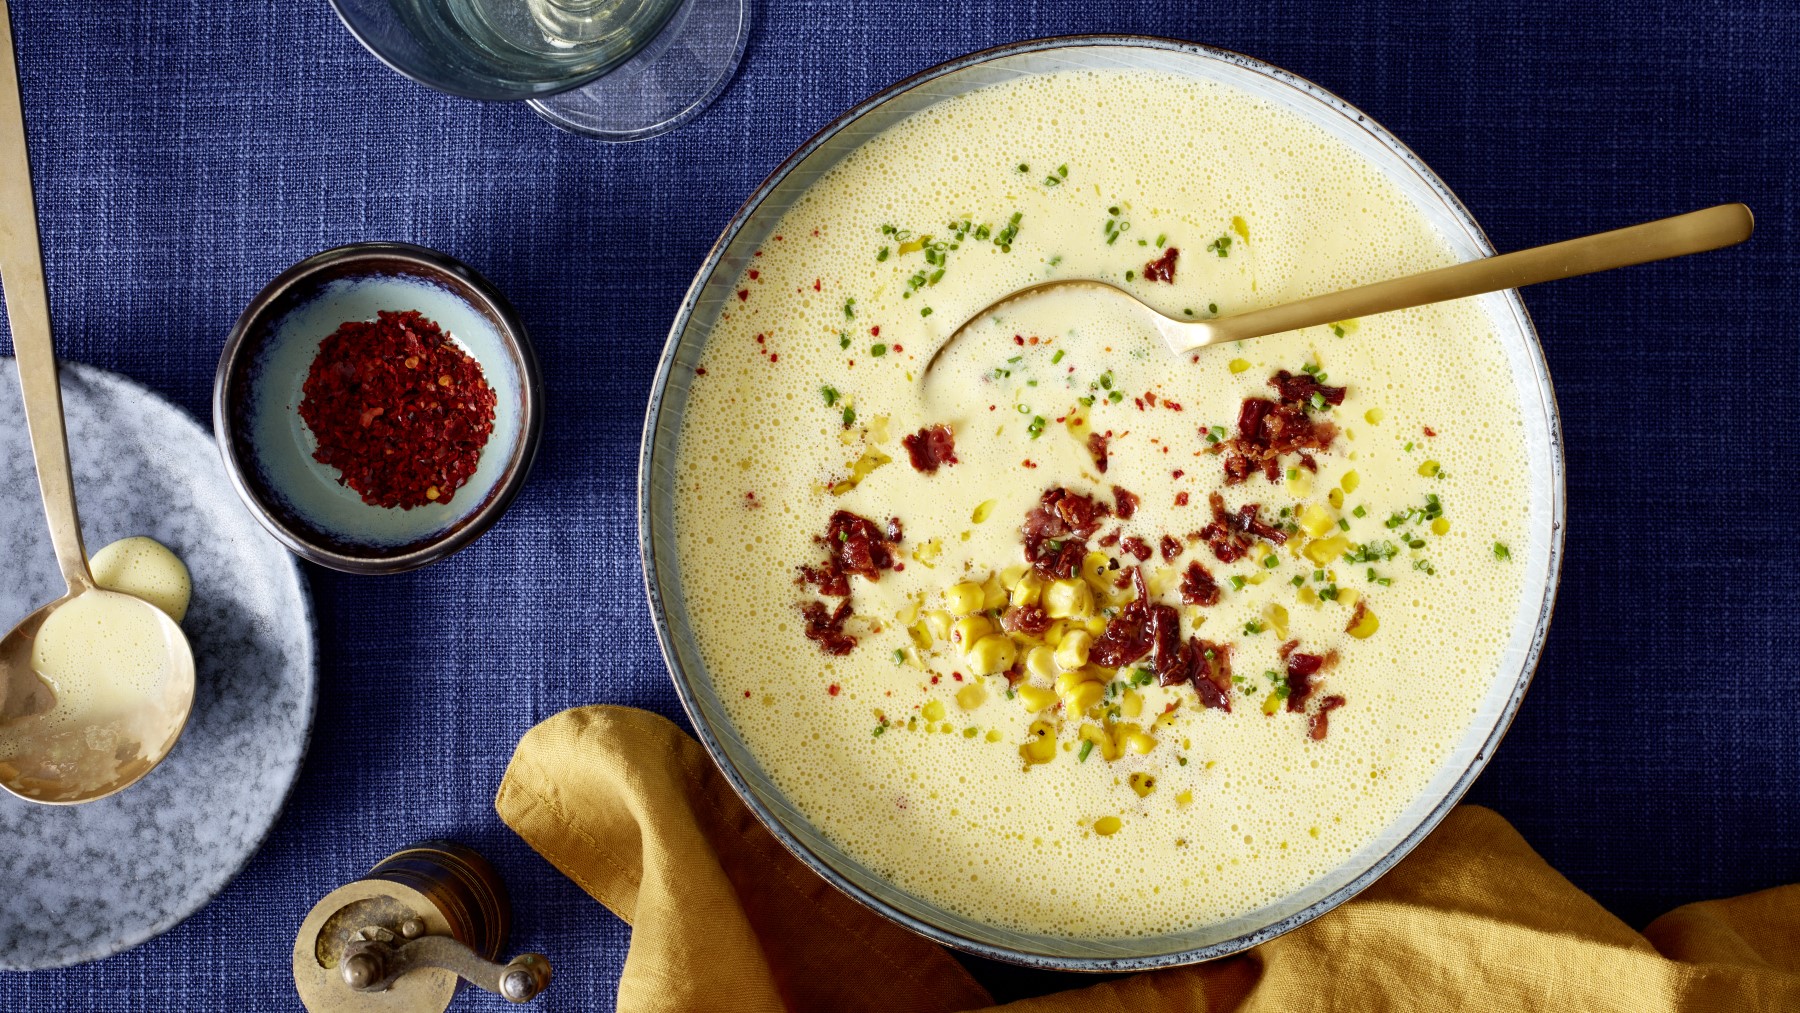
[694,366,707,375]
[1121,536,1152,561]
[1268,370,1347,406]
[1175,491,1190,507]
[1002,605,1052,637]
[1280,641,1330,712]
[1191,639,1233,710]
[1143,246,1180,283]
[744,491,761,509]
[1145,391,1159,407]
[737,289,749,301]
[1113,571,1135,589]
[1423,426,1437,437]
[799,510,902,598]
[1087,432,1111,473]
[1160,535,1182,562]
[1146,603,1183,684]
[1091,569,1153,668]
[748,270,760,280]
[1022,488,1110,578]
[1097,531,1120,548]
[1112,485,1140,519]
[828,683,841,696]
[1309,695,1346,740]
[901,425,958,473]
[1179,561,1220,606]
[1198,492,1287,563]
[1218,370,1346,484]
[801,599,856,655]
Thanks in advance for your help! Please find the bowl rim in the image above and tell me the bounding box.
[638,33,1566,970]
[213,241,544,575]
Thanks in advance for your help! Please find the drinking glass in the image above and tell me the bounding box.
[329,0,750,140]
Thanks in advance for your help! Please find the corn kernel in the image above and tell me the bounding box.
[971,499,996,523]
[985,729,1003,743]
[1120,688,1143,718]
[999,562,1027,586]
[1043,578,1096,620]
[1055,669,1095,697]
[1228,357,1251,374]
[1079,722,1120,761]
[1129,772,1157,797]
[1063,680,1105,715]
[1121,731,1156,755]
[1054,629,1094,671]
[1347,605,1380,640]
[951,615,994,651]
[921,700,945,722]
[1025,645,1058,680]
[1154,702,1181,730]
[1084,617,1107,636]
[1263,603,1290,639]
[1285,469,1312,498]
[1080,551,1112,592]
[967,635,1018,676]
[1303,535,1351,566]
[981,574,1007,610]
[1431,517,1451,536]
[1093,816,1122,836]
[1338,588,1359,609]
[1011,571,1046,607]
[1328,487,1344,509]
[911,539,942,568]
[1418,459,1440,478]
[923,610,953,641]
[1298,503,1335,538]
[1017,684,1058,713]
[955,683,986,710]
[1364,408,1383,425]
[1175,789,1193,806]
[1021,721,1057,765]
[1043,620,1067,647]
[1297,585,1320,607]
[945,582,985,616]
[1262,692,1282,715]
[1340,470,1360,494]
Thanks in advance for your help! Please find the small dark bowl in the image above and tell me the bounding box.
[213,242,543,574]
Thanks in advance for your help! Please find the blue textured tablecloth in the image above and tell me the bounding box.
[1,1,1795,1008]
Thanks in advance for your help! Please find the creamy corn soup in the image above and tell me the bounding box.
[672,69,1530,937]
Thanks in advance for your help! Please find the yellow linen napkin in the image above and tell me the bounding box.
[496,706,1799,1012]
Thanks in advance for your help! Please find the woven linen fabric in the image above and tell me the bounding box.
[0,0,1795,1009]
[496,706,1800,1012]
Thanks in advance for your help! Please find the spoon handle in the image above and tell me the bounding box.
[0,0,92,594]
[1199,203,1754,346]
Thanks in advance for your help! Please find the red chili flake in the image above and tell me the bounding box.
[1022,487,1110,578]
[1028,335,1040,345]
[748,269,760,280]
[774,235,784,241]
[800,599,856,656]
[1179,561,1220,606]
[770,354,778,363]
[1309,695,1346,740]
[1175,491,1190,507]
[1087,432,1111,473]
[1145,391,1159,407]
[870,325,880,336]
[952,672,963,682]
[297,310,496,510]
[1112,485,1139,519]
[1143,246,1179,283]
[901,424,958,472]
[1014,335,1025,346]
[1121,536,1152,561]
[755,334,765,343]
[1423,426,1437,438]
[1133,397,1146,411]
[893,344,903,353]
[694,366,707,375]
[828,684,841,696]
[930,674,940,685]
[744,491,761,509]
[1160,535,1182,562]
[1172,469,1185,480]
[737,289,749,301]
[1165,401,1183,411]
[744,690,752,698]
[812,278,821,291]
[1021,459,1037,469]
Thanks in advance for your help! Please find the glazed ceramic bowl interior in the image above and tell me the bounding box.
[641,37,1564,969]
[215,242,543,574]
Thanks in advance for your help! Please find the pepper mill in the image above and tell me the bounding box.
[294,841,552,1012]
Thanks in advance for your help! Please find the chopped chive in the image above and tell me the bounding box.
[842,405,855,427]
[1493,542,1512,561]
[1337,518,1350,531]
[871,343,887,357]
[820,386,840,406]
[1051,349,1065,364]
[1077,739,1094,763]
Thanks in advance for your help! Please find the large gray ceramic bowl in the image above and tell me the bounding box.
[640,36,1565,970]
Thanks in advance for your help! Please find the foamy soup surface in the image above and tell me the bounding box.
[673,69,1531,938]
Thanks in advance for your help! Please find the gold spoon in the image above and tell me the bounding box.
[926,203,1753,373]
[0,0,195,805]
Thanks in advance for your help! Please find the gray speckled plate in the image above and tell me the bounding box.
[0,359,315,971]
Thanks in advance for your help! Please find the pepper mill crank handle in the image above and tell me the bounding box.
[341,933,552,1003]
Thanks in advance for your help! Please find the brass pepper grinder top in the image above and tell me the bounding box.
[294,841,552,1013]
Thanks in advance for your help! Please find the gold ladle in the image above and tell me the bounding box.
[0,0,195,804]
[926,203,1753,372]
